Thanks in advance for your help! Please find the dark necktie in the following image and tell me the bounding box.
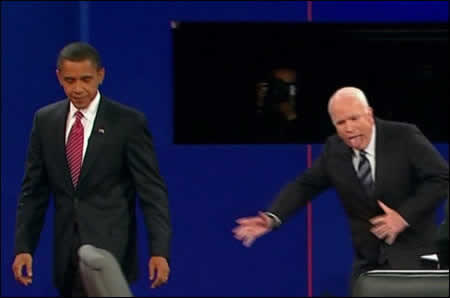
[357,150,374,196]
[66,111,84,188]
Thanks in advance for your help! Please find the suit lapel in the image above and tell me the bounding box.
[78,97,108,188]
[54,100,75,192]
[373,119,388,200]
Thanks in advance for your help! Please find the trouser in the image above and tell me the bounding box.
[59,224,87,297]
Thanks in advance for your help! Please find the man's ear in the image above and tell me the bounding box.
[367,106,374,117]
[56,69,63,86]
[98,67,105,85]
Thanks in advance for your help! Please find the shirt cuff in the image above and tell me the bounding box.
[264,212,282,229]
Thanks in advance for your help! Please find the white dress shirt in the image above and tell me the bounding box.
[65,91,101,163]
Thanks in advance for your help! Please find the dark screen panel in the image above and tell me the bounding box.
[173,22,448,144]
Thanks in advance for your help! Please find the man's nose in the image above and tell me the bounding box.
[344,122,354,133]
[73,81,83,93]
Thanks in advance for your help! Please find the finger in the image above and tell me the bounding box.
[151,274,167,288]
[232,225,250,234]
[258,211,268,218]
[388,232,398,244]
[22,276,32,286]
[243,236,255,247]
[236,217,257,223]
[16,274,32,286]
[376,230,388,239]
[369,215,386,225]
[149,263,155,281]
[151,276,160,288]
[234,231,249,241]
[13,263,26,284]
[377,200,391,213]
[234,233,245,241]
[234,227,256,239]
[370,224,389,235]
[235,217,249,224]
[12,263,21,280]
[258,211,271,226]
[232,226,242,235]
[233,232,243,240]
[370,228,385,239]
[236,217,264,225]
[233,227,249,239]
[26,261,33,278]
[370,224,390,239]
[385,234,395,245]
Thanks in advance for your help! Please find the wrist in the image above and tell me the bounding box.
[264,212,282,229]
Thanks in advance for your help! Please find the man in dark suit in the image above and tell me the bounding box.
[233,87,448,284]
[12,42,171,296]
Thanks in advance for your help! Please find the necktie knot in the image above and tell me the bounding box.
[75,111,84,121]
[358,150,368,168]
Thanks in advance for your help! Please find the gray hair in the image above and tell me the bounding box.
[328,86,370,117]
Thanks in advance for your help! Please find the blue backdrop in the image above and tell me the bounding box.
[2,1,448,297]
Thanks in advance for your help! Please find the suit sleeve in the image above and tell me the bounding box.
[397,125,449,225]
[268,141,332,222]
[125,112,171,260]
[15,112,50,255]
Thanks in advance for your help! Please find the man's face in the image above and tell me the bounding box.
[330,97,374,150]
[56,59,104,109]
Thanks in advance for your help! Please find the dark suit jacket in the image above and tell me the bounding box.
[268,118,448,273]
[15,96,171,290]
[437,199,449,268]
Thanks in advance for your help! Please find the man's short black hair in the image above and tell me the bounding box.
[57,42,102,70]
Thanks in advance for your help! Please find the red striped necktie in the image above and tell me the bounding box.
[66,111,84,188]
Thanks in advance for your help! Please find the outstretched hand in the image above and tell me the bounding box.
[232,211,273,247]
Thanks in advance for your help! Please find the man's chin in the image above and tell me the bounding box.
[70,99,87,109]
[346,142,363,150]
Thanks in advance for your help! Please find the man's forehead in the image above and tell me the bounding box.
[332,110,366,123]
[62,72,95,77]
[59,59,99,70]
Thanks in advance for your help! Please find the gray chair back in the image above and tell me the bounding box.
[78,244,133,297]
[352,269,449,297]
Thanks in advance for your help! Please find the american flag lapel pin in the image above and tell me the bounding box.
[98,128,105,134]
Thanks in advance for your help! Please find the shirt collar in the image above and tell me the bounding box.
[68,90,101,121]
[353,124,376,158]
